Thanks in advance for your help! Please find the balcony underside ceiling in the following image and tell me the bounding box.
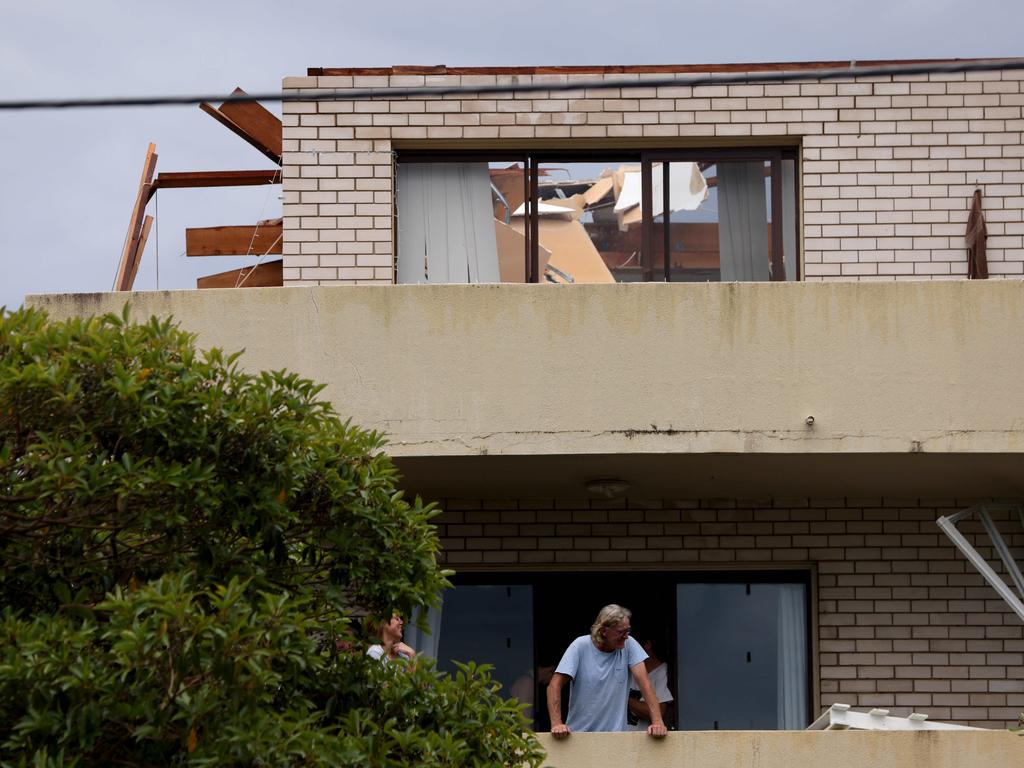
[394,452,1024,502]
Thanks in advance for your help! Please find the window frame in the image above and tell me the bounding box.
[442,567,815,731]
[395,146,801,284]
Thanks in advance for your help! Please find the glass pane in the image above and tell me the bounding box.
[662,158,797,282]
[659,161,718,281]
[532,159,640,283]
[676,582,808,729]
[436,585,535,716]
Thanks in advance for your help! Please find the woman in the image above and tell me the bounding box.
[366,614,417,663]
[627,635,673,731]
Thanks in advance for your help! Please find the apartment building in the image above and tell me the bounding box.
[33,60,1024,749]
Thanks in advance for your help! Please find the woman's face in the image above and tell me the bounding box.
[382,615,404,643]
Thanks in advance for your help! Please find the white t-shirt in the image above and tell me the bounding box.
[627,662,673,731]
[554,635,648,732]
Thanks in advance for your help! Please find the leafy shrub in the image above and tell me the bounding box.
[0,306,543,767]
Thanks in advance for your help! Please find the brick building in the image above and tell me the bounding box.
[34,59,1024,734]
[280,60,1024,284]
[269,60,1024,730]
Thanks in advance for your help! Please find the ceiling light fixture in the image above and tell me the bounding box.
[585,478,631,498]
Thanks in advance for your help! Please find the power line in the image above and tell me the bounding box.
[2,58,1024,111]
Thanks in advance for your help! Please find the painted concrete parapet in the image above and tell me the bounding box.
[28,280,1024,458]
[534,730,1024,768]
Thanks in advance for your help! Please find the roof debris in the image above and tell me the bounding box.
[115,88,284,291]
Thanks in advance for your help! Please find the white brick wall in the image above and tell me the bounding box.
[434,497,1024,728]
[282,65,1024,283]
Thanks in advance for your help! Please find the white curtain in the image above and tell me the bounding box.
[776,584,808,729]
[396,162,501,284]
[403,601,443,660]
[717,161,770,282]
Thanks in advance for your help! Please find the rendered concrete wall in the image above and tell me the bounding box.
[281,64,1024,284]
[534,731,1023,768]
[27,280,1024,459]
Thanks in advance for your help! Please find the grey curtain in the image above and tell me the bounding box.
[776,584,809,728]
[403,601,444,660]
[718,161,770,282]
[781,159,797,281]
[396,162,501,284]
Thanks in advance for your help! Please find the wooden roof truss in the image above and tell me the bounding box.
[114,87,284,291]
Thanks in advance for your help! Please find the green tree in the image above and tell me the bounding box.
[0,306,543,767]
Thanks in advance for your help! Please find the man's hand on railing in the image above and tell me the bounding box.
[647,722,667,738]
[551,723,571,739]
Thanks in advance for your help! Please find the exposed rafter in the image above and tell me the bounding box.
[200,87,282,165]
[186,219,283,257]
[148,169,280,199]
[196,259,283,289]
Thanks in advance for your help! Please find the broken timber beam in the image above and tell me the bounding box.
[114,142,158,291]
[148,169,280,199]
[197,259,283,289]
[127,215,154,288]
[186,219,283,257]
[200,87,282,165]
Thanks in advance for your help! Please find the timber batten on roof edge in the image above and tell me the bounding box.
[307,58,1003,77]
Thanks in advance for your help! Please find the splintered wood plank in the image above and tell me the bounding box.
[196,259,283,289]
[185,221,283,256]
[200,87,282,164]
[115,143,158,291]
[127,215,154,288]
[149,169,280,196]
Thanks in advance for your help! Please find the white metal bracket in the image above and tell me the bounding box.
[807,703,982,731]
[935,504,1024,624]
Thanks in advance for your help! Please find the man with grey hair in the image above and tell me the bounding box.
[546,604,667,738]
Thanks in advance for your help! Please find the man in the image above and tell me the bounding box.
[546,604,667,738]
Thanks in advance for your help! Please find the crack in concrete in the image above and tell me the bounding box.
[387,427,1020,452]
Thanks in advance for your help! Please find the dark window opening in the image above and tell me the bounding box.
[430,570,812,732]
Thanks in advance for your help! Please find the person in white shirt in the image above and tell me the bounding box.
[366,614,416,663]
[626,635,673,731]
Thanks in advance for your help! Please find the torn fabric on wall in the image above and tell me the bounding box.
[966,189,988,280]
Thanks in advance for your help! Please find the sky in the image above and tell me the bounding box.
[2,0,1024,309]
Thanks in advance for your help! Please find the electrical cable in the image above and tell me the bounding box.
[231,167,280,288]
[234,167,282,288]
[235,231,284,289]
[2,58,1024,111]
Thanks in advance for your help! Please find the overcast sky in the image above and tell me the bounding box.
[2,0,1023,309]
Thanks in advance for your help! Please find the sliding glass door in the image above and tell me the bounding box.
[676,581,809,730]
[396,148,799,284]
[431,571,810,731]
[435,585,535,717]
